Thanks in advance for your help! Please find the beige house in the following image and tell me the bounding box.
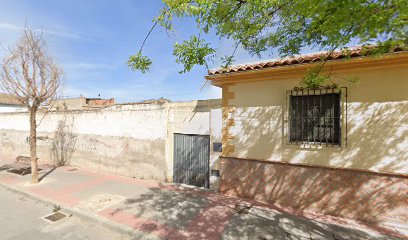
[206,47,408,236]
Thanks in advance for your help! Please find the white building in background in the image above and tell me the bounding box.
[0,93,26,113]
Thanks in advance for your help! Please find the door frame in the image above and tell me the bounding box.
[173,133,210,189]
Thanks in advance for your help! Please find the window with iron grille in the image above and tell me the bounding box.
[287,88,346,146]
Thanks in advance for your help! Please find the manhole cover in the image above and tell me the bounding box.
[7,167,42,176]
[43,212,67,223]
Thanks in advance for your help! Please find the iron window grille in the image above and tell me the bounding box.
[286,87,347,147]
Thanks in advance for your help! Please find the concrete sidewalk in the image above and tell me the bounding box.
[0,186,131,240]
[0,158,404,240]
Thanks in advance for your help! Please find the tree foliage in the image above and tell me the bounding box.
[127,52,152,73]
[128,0,408,74]
[173,36,216,73]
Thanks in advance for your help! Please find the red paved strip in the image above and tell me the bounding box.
[0,174,25,185]
[163,183,408,240]
[26,176,109,206]
[174,202,235,240]
[28,187,80,206]
[98,202,235,240]
[67,167,162,189]
[4,162,401,239]
[98,207,180,239]
[57,177,108,196]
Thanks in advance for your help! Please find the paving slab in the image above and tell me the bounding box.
[0,187,132,240]
[0,157,405,240]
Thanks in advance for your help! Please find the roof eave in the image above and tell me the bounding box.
[206,52,408,87]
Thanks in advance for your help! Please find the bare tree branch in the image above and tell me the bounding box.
[0,27,62,183]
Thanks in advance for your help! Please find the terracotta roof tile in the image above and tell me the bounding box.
[208,46,407,75]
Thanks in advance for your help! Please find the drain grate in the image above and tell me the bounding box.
[43,212,67,223]
[7,167,42,176]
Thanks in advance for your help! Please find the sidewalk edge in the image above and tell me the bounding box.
[0,181,158,240]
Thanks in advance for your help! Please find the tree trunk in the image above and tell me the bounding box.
[29,107,39,183]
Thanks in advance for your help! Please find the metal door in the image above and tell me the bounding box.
[173,133,210,188]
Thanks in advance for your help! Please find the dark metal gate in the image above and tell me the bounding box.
[173,133,210,188]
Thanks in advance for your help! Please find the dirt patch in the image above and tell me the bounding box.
[0,165,11,172]
[78,194,125,212]
[16,156,32,163]
[7,167,42,176]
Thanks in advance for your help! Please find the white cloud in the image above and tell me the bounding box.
[0,21,90,41]
[64,62,117,70]
[42,29,91,41]
[0,22,21,31]
[61,62,118,82]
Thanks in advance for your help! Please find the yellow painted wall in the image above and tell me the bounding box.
[225,66,408,174]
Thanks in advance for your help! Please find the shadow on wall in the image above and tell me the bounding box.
[223,98,408,235]
[50,117,77,166]
[231,106,284,161]
[232,102,408,173]
[221,158,408,228]
[338,102,408,172]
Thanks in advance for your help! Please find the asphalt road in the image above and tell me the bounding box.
[0,186,131,240]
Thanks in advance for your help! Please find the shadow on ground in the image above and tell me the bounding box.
[106,185,401,240]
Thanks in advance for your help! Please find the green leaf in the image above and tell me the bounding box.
[127,52,152,73]
[173,36,215,73]
[300,67,329,89]
[130,0,408,74]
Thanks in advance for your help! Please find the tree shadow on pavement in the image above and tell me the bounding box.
[38,166,58,182]
[109,186,208,229]
[105,185,402,240]
[222,207,401,240]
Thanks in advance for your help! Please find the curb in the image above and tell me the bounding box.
[0,181,159,240]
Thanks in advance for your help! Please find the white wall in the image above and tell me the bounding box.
[0,104,26,113]
[0,102,169,180]
[0,100,223,186]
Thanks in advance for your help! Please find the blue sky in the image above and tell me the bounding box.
[0,0,259,102]
[0,1,344,103]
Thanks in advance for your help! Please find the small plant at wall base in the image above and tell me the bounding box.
[52,117,77,167]
[299,68,331,89]
[298,62,359,90]
[53,205,61,213]
[0,27,62,184]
